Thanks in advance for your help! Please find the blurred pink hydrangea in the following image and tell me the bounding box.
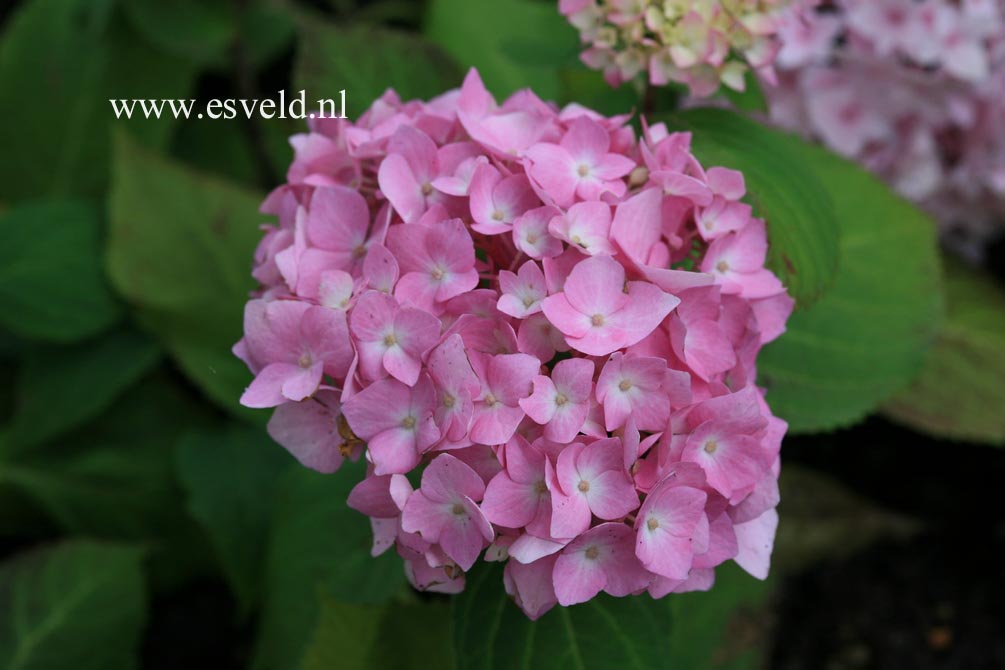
[559,0,805,95]
[769,0,1005,257]
[234,69,793,618]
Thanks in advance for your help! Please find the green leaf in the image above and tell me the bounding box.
[2,329,160,455]
[303,597,454,670]
[0,541,147,670]
[123,0,235,66]
[668,109,841,306]
[559,68,641,117]
[255,460,405,670]
[720,70,768,114]
[294,19,463,120]
[666,563,772,670]
[107,131,265,421]
[453,563,672,670]
[0,0,197,201]
[0,201,121,342]
[675,109,942,432]
[425,0,576,100]
[175,424,290,612]
[884,258,1005,445]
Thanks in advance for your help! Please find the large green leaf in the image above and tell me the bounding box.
[175,424,290,612]
[255,461,405,670]
[295,19,463,119]
[122,0,235,66]
[107,132,264,421]
[2,329,160,455]
[0,541,147,670]
[884,258,1005,445]
[669,109,840,306]
[452,563,672,670]
[676,109,941,432]
[0,0,196,201]
[302,597,454,670]
[0,201,121,342]
[424,0,576,100]
[666,563,772,670]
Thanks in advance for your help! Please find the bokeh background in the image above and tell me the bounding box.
[0,1,1003,669]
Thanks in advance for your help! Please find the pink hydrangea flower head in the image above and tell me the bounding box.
[559,0,805,96]
[236,68,792,617]
[769,0,1005,258]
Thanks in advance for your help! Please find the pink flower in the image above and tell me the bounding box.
[469,164,540,235]
[469,352,540,446]
[525,117,634,207]
[236,70,792,616]
[634,479,708,580]
[549,438,639,538]
[497,260,548,319]
[401,454,495,570]
[541,254,680,356]
[520,357,595,443]
[547,201,614,255]
[238,300,353,408]
[386,218,479,311]
[552,522,651,606]
[481,436,551,533]
[350,291,441,386]
[595,353,673,432]
[266,389,356,473]
[342,376,440,475]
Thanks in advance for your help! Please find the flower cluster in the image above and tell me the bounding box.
[769,0,1005,257]
[559,0,803,95]
[234,69,793,618]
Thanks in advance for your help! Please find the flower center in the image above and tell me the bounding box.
[647,517,660,531]
[584,545,600,560]
[431,267,445,280]
[451,503,466,516]
[383,333,397,346]
[703,440,718,454]
[483,393,498,407]
[555,393,568,407]
[577,163,590,178]
[526,233,538,244]
[352,244,367,259]
[716,260,730,273]
[534,480,548,494]
[590,314,605,327]
[421,182,434,196]
[618,379,632,392]
[443,393,456,409]
[298,353,313,369]
[577,479,590,492]
[492,209,505,221]
[402,416,416,429]
[523,295,536,308]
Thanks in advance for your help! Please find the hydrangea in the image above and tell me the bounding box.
[234,69,793,618]
[559,0,804,95]
[769,0,1005,258]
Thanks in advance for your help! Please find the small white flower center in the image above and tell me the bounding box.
[555,393,569,407]
[618,379,632,392]
[298,353,312,369]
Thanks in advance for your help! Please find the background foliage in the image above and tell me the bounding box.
[0,0,1003,668]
